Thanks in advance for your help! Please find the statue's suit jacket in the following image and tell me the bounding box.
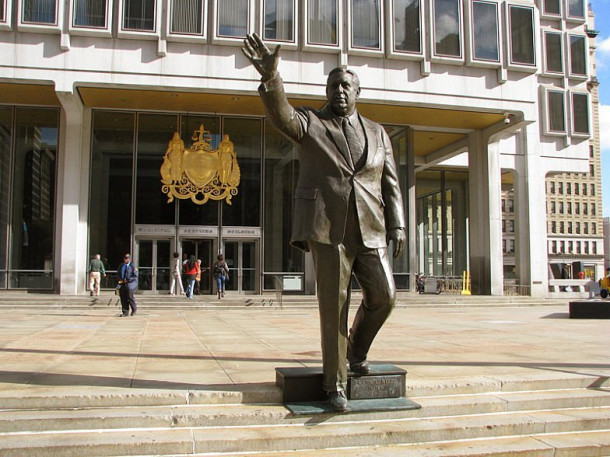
[259,76,405,251]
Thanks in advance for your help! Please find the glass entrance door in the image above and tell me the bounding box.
[136,239,171,293]
[181,239,214,294]
[223,240,258,294]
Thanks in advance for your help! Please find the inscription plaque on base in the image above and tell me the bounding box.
[349,374,403,399]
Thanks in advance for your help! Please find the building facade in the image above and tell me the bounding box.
[502,5,604,284]
[0,0,594,296]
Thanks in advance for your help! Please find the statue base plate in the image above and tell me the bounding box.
[285,397,421,415]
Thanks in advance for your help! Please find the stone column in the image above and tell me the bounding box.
[513,126,548,297]
[467,131,503,295]
[55,90,89,295]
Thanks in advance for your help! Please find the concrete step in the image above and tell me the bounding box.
[1,372,606,410]
[1,407,609,456]
[2,388,609,433]
[206,430,610,457]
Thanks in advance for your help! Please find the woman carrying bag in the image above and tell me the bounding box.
[213,254,229,299]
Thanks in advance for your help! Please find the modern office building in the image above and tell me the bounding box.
[0,0,595,296]
[503,4,604,283]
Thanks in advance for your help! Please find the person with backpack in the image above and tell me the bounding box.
[213,254,230,299]
[184,255,199,299]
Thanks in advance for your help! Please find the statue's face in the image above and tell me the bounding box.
[326,71,360,117]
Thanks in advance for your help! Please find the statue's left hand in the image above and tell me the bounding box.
[242,33,281,81]
[387,228,406,258]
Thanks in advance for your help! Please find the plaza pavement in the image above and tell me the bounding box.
[0,293,608,402]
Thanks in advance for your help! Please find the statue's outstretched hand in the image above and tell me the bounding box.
[242,33,281,81]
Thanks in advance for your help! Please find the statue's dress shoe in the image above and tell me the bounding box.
[349,360,371,375]
[327,390,348,412]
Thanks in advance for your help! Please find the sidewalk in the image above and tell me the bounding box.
[0,300,608,400]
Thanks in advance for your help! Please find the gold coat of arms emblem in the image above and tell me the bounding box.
[160,125,240,205]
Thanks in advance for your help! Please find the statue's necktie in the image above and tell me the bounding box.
[342,117,365,169]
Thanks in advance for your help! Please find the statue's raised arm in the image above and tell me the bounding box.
[242,33,303,142]
[241,33,281,81]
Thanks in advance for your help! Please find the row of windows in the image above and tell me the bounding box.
[0,0,587,71]
[542,30,587,79]
[548,180,596,196]
[501,198,514,213]
[543,88,590,137]
[549,220,597,235]
[502,218,515,233]
[548,200,597,216]
[549,240,599,255]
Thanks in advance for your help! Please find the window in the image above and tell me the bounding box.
[558,182,563,193]
[171,0,205,36]
[591,183,595,195]
[591,204,596,216]
[571,92,590,136]
[569,35,587,77]
[567,201,572,214]
[544,31,563,74]
[551,241,556,253]
[576,222,580,234]
[575,202,580,214]
[559,202,564,214]
[550,201,556,213]
[592,222,597,234]
[584,222,588,234]
[392,0,421,54]
[1,0,5,21]
[542,0,560,16]
[22,0,57,24]
[590,165,595,178]
[575,183,579,195]
[471,0,499,62]
[433,0,461,58]
[551,221,556,232]
[72,0,108,28]
[567,0,585,20]
[307,0,338,46]
[217,0,249,38]
[508,5,535,66]
[582,183,587,195]
[263,0,294,42]
[566,182,571,194]
[550,181,555,193]
[546,90,566,134]
[351,0,381,50]
[123,0,156,31]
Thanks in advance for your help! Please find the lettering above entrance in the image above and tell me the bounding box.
[160,125,241,205]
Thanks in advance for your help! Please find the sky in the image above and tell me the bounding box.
[591,0,610,217]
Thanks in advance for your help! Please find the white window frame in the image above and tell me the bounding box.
[505,3,539,73]
[537,0,561,19]
[347,0,384,55]
[258,0,298,50]
[569,90,590,138]
[18,0,62,32]
[118,0,161,39]
[386,0,425,60]
[211,0,255,46]
[567,33,588,80]
[542,86,567,136]
[565,0,585,23]
[542,29,563,76]
[166,0,208,43]
[429,0,464,63]
[302,0,342,53]
[465,0,501,67]
[69,0,112,37]
[0,0,12,30]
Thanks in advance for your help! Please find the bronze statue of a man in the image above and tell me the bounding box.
[243,33,406,412]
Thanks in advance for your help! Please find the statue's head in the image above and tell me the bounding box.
[326,66,361,117]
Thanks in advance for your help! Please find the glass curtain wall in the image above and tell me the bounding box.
[89,111,135,277]
[416,171,467,278]
[135,114,177,225]
[0,107,59,289]
[0,108,10,287]
[263,120,303,288]
[222,117,261,227]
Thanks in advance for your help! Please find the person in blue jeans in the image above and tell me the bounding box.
[213,254,230,298]
[184,255,199,299]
